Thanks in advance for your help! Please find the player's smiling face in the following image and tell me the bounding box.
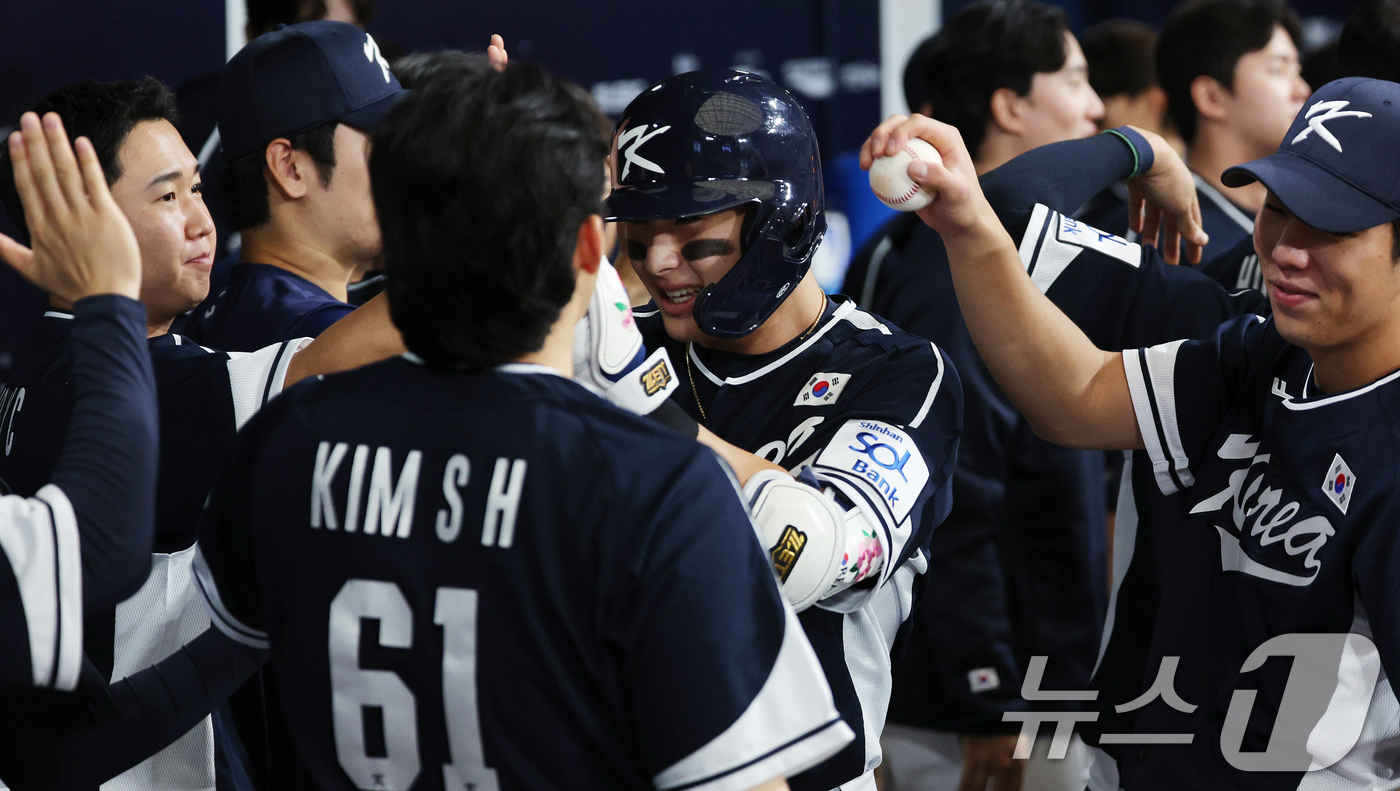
[1256,191,1400,388]
[623,208,745,343]
[108,119,214,332]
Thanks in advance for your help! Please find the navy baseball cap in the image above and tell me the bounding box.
[218,20,404,160]
[1223,77,1400,234]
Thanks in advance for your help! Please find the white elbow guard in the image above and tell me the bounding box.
[743,467,887,611]
[572,256,678,414]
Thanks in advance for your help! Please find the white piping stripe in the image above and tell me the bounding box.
[1018,204,1053,270]
[1286,362,1400,410]
[691,302,858,386]
[193,547,269,650]
[1142,341,1193,488]
[1122,349,1179,496]
[909,343,945,429]
[42,311,74,320]
[36,485,82,692]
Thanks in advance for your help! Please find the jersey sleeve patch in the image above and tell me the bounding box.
[1056,213,1141,267]
[0,485,83,690]
[651,606,853,791]
[813,419,929,529]
[1018,204,1143,296]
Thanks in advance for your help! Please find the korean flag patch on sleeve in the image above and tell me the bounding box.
[795,372,850,407]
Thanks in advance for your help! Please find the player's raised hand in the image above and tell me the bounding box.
[487,34,508,72]
[0,112,141,302]
[861,114,998,241]
[1124,126,1208,265]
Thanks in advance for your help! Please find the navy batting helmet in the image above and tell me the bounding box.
[605,70,825,339]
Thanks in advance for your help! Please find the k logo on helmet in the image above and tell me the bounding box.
[616,124,671,181]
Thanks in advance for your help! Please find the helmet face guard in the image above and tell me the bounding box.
[605,70,826,339]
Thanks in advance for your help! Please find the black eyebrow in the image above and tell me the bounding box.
[146,163,201,190]
[145,169,181,190]
[682,239,736,260]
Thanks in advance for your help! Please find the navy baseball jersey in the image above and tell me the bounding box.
[987,135,1400,787]
[185,262,354,351]
[0,313,305,790]
[195,358,853,791]
[639,295,962,790]
[1191,175,1256,279]
[1078,315,1400,790]
[846,209,1108,738]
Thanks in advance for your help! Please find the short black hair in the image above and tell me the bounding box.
[919,0,1070,158]
[1081,19,1160,99]
[0,77,178,239]
[1339,0,1400,83]
[245,0,376,37]
[221,121,337,232]
[1157,0,1302,145]
[391,50,495,90]
[371,61,606,367]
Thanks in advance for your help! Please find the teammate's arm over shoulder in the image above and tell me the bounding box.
[863,114,1144,452]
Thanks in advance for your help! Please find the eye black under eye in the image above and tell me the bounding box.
[624,239,646,260]
[682,239,734,260]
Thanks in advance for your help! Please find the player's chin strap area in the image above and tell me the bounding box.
[573,256,679,415]
[743,466,886,612]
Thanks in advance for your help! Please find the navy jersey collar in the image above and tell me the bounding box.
[689,296,842,385]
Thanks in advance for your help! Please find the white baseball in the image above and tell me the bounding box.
[869,138,942,212]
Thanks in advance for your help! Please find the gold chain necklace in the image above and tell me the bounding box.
[684,292,826,422]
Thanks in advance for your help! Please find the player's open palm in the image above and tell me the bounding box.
[0,111,141,302]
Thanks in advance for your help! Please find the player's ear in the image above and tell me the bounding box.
[573,215,604,276]
[989,87,1026,136]
[263,139,311,201]
[1190,75,1230,123]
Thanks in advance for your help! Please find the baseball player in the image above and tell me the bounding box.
[1157,0,1309,283]
[0,110,156,692]
[840,4,1108,787]
[182,21,402,350]
[869,74,1400,790]
[0,76,403,790]
[608,70,963,791]
[195,61,852,791]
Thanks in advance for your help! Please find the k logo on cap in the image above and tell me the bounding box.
[1223,77,1400,235]
[1291,100,1372,153]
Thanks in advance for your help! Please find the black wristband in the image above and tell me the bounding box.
[649,398,701,439]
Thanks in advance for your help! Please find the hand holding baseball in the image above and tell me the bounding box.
[869,137,942,211]
[860,114,997,240]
